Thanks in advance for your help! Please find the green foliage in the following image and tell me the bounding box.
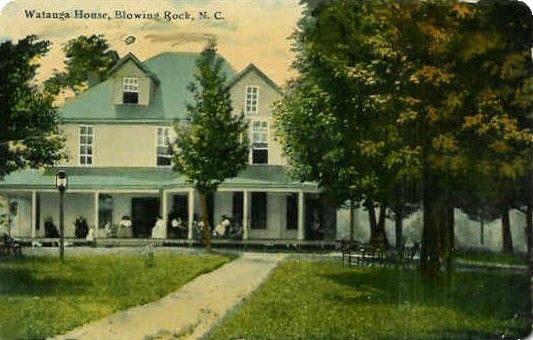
[43,34,118,96]
[0,195,7,232]
[0,35,64,179]
[278,0,532,196]
[173,41,249,195]
[0,254,230,339]
[209,261,530,339]
[275,0,532,266]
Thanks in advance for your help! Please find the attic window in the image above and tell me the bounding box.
[122,77,139,104]
[245,85,258,114]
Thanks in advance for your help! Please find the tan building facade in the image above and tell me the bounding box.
[0,52,336,242]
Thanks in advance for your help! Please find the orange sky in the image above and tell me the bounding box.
[0,0,304,86]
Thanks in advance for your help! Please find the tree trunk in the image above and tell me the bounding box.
[525,203,532,265]
[449,206,454,253]
[349,201,355,242]
[368,201,377,245]
[199,192,212,250]
[368,201,388,249]
[480,218,484,245]
[377,204,389,248]
[395,210,403,251]
[420,176,441,277]
[443,204,454,275]
[501,207,513,254]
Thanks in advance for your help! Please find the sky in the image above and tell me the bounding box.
[0,0,304,86]
[0,0,532,87]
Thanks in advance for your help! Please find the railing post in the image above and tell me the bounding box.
[297,191,305,240]
[243,190,249,240]
[188,189,194,240]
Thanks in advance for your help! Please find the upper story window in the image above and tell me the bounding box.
[245,85,258,115]
[251,121,268,164]
[79,125,93,166]
[122,77,139,104]
[157,127,171,166]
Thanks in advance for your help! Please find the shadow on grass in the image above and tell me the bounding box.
[0,257,93,297]
[324,267,530,321]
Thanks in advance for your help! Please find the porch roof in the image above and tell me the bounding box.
[0,166,317,191]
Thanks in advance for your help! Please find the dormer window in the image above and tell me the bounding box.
[122,77,139,104]
[245,85,258,114]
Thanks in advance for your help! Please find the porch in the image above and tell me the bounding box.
[0,166,336,242]
[0,189,336,243]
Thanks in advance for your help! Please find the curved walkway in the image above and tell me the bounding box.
[53,252,286,340]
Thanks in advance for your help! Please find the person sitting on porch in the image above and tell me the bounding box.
[44,217,59,238]
[228,221,243,239]
[171,217,187,238]
[104,222,113,237]
[151,215,165,239]
[86,226,95,242]
[193,219,204,240]
[118,216,133,238]
[213,215,230,238]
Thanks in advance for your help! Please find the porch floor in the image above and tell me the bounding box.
[17,238,338,251]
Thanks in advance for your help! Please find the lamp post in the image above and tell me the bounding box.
[55,170,68,263]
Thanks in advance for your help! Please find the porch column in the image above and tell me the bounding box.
[297,190,305,240]
[31,190,37,239]
[160,189,168,238]
[242,190,249,240]
[188,189,194,240]
[93,191,99,230]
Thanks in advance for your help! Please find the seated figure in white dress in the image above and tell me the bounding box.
[151,216,166,239]
[213,216,230,238]
[86,227,95,242]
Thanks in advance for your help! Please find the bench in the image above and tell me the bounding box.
[340,241,421,268]
[0,234,23,258]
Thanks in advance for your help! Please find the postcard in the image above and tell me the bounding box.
[0,0,532,339]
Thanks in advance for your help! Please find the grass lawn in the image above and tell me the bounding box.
[0,252,230,339]
[208,260,531,340]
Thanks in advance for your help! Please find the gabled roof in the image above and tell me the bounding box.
[227,63,283,95]
[107,52,159,84]
[59,52,237,122]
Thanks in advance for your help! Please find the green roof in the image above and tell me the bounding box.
[59,52,237,122]
[0,166,316,190]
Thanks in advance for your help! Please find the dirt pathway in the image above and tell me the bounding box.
[53,252,286,340]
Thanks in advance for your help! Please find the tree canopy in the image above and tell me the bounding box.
[0,35,64,179]
[44,34,119,96]
[275,0,533,274]
[172,41,249,247]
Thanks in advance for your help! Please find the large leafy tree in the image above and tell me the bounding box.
[44,34,119,96]
[172,41,249,249]
[0,35,64,179]
[275,0,532,275]
[457,0,533,255]
[275,1,417,249]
